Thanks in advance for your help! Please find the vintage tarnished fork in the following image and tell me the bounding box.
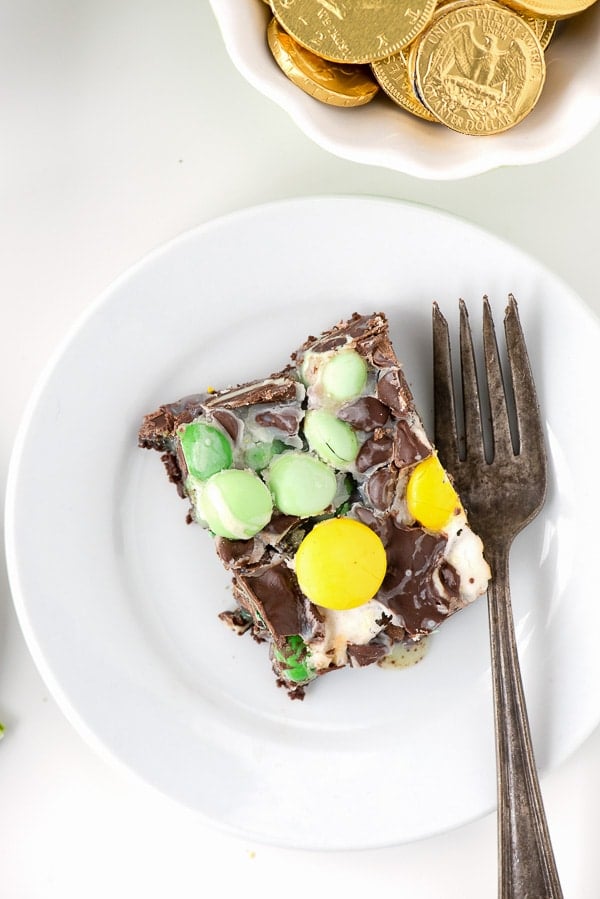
[432,295,563,898]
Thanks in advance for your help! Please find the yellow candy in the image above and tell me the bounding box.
[295,518,387,610]
[406,454,461,532]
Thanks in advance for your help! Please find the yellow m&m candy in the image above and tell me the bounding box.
[295,517,387,610]
[406,454,461,532]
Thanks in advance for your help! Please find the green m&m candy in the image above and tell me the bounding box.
[180,422,233,481]
[245,439,286,471]
[304,409,358,469]
[321,350,367,401]
[198,469,273,539]
[268,451,337,517]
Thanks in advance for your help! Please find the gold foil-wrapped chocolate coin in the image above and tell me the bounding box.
[413,2,546,134]
[424,0,556,45]
[500,0,595,18]
[371,51,437,121]
[522,13,556,48]
[420,0,556,55]
[267,17,380,106]
[271,0,438,64]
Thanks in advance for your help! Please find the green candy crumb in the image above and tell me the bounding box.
[273,635,315,684]
[337,475,355,513]
[245,443,272,471]
[245,439,288,471]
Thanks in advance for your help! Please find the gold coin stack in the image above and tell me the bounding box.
[262,0,598,135]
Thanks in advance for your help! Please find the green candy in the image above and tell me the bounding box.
[268,451,337,517]
[198,469,273,539]
[304,409,358,469]
[180,422,233,481]
[245,439,286,471]
[273,635,315,684]
[321,349,367,401]
[245,442,273,471]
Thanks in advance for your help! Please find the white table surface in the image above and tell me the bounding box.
[2,2,600,896]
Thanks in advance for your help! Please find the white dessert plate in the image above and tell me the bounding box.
[6,196,600,850]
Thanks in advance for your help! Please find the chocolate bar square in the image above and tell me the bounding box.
[139,312,490,698]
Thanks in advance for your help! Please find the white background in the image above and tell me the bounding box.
[2,1,600,896]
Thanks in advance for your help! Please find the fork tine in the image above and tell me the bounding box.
[482,296,515,461]
[432,301,460,468]
[504,294,547,467]
[459,299,486,463]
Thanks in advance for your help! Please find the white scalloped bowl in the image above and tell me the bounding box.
[209,0,600,180]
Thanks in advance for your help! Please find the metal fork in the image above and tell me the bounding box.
[432,295,563,899]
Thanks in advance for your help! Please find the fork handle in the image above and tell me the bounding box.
[487,545,564,899]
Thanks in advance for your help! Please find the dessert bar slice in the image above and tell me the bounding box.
[139,312,490,698]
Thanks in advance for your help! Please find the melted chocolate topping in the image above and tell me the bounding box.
[393,419,431,469]
[204,377,298,410]
[211,408,242,442]
[354,506,461,638]
[138,394,207,448]
[296,312,390,364]
[377,369,411,415]
[237,564,325,644]
[371,337,399,369]
[254,408,301,435]
[356,432,394,473]
[364,466,398,511]
[338,396,390,430]
[215,536,265,570]
[347,641,388,667]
